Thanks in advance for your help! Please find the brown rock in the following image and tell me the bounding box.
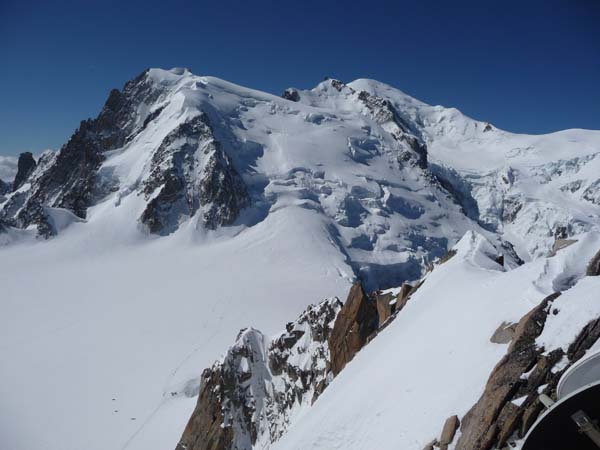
[438,248,457,265]
[396,282,415,312]
[495,401,521,448]
[490,321,517,344]
[176,367,233,450]
[586,248,600,276]
[455,292,600,450]
[455,292,560,450]
[422,439,438,450]
[548,238,577,256]
[439,415,460,450]
[373,291,395,326]
[328,282,378,376]
[567,317,600,361]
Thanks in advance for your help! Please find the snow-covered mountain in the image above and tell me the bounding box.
[0,68,599,450]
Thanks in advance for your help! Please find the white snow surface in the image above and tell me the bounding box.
[0,207,352,450]
[271,231,600,450]
[1,68,599,450]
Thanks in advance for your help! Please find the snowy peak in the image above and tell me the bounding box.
[1,67,599,287]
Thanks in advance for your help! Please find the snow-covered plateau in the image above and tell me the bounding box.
[0,68,599,450]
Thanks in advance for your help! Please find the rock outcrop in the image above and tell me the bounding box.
[0,69,251,237]
[489,321,517,344]
[176,298,342,450]
[0,69,164,236]
[455,291,600,450]
[12,152,36,191]
[439,415,460,450]
[373,290,396,325]
[328,282,378,376]
[0,178,8,196]
[140,113,249,234]
[281,88,300,102]
[356,89,428,169]
[587,248,600,276]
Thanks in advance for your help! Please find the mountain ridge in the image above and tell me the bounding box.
[3,67,597,284]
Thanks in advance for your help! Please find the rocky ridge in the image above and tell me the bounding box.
[175,233,600,450]
[176,299,342,450]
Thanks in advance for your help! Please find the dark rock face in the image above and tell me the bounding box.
[582,179,600,205]
[455,291,600,450]
[281,88,300,102]
[357,90,427,169]
[587,248,600,276]
[12,152,36,191]
[328,282,378,376]
[176,299,342,450]
[176,366,233,450]
[0,178,8,195]
[0,70,247,238]
[330,79,345,92]
[140,114,249,234]
[501,196,523,223]
[0,69,163,237]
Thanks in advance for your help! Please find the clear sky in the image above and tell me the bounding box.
[1,0,599,155]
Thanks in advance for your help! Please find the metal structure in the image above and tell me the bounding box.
[521,349,600,450]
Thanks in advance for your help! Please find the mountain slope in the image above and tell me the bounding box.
[270,232,600,450]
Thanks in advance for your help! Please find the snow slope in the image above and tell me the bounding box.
[0,206,352,450]
[271,231,600,450]
[347,79,600,258]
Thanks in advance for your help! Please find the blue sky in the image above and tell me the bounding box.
[0,0,599,155]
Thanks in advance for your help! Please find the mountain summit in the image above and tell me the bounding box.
[2,68,598,286]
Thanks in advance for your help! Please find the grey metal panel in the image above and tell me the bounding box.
[557,350,600,399]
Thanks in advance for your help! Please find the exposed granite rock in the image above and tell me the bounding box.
[586,248,600,276]
[567,317,600,361]
[456,290,600,450]
[176,366,233,450]
[0,178,8,195]
[176,298,342,450]
[372,290,396,326]
[357,90,427,169]
[328,282,378,376]
[438,248,457,265]
[395,282,414,312]
[501,196,522,223]
[422,439,438,450]
[0,69,165,236]
[330,79,345,92]
[140,113,249,234]
[12,152,36,191]
[490,321,517,344]
[455,292,560,450]
[439,415,460,450]
[281,88,300,102]
[582,179,600,205]
[549,238,577,256]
